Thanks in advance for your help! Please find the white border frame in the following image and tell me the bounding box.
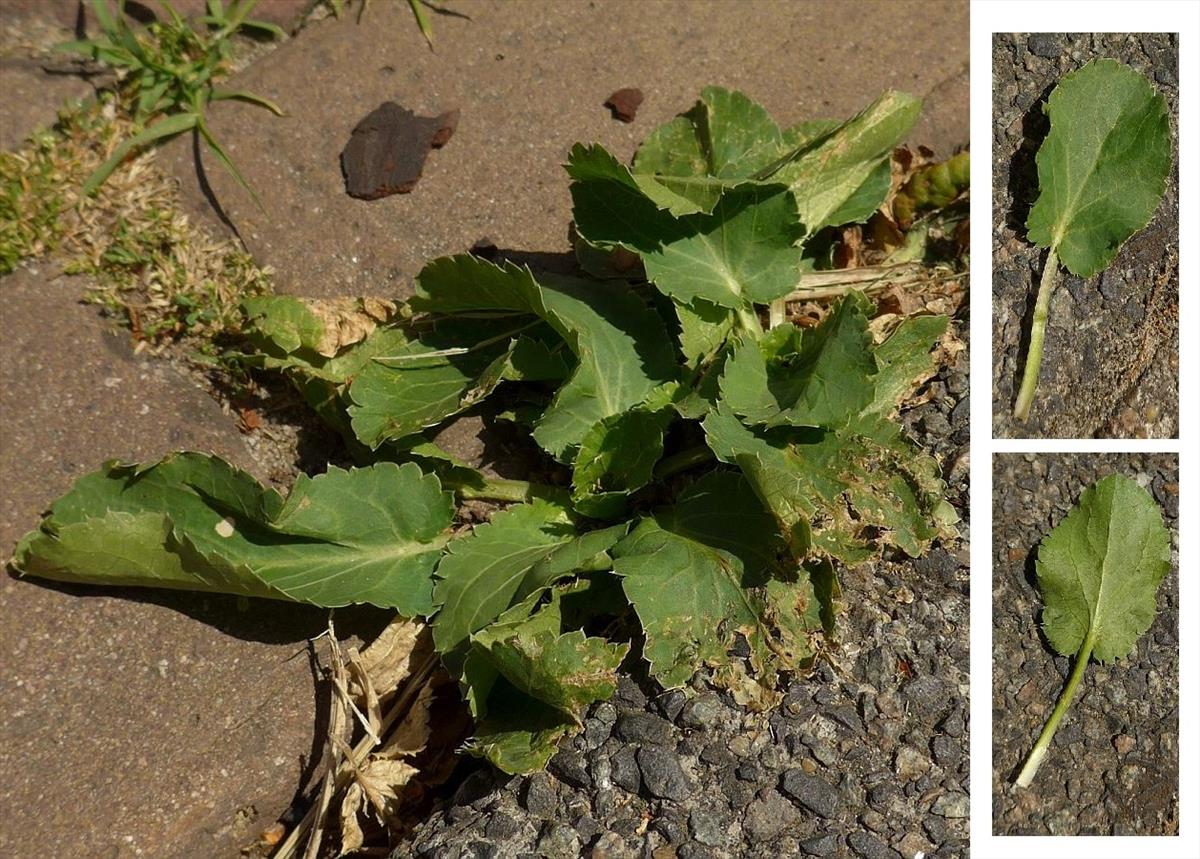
[971,1,1197,856]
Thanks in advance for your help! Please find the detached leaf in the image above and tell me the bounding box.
[1013,59,1171,421]
[1016,473,1171,788]
[14,455,453,613]
[1026,58,1171,278]
[1037,474,1170,664]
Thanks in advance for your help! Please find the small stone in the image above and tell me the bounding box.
[699,741,734,768]
[727,734,754,757]
[467,840,500,859]
[930,736,960,767]
[520,772,556,817]
[735,760,764,783]
[743,789,800,843]
[922,815,946,843]
[896,832,934,859]
[779,769,841,819]
[894,746,931,781]
[604,87,644,123]
[536,822,581,859]
[1114,734,1136,755]
[848,830,900,859]
[938,709,965,738]
[657,689,688,722]
[875,692,903,720]
[931,792,969,819]
[614,676,648,709]
[867,781,897,809]
[1027,33,1061,58]
[584,702,618,748]
[547,749,591,789]
[653,813,688,845]
[637,746,694,800]
[615,712,673,745]
[1015,677,1039,705]
[679,693,725,730]
[689,807,728,847]
[591,831,635,859]
[610,745,642,793]
[902,676,951,720]
[573,815,603,843]
[805,737,838,767]
[801,833,840,856]
[484,812,521,841]
[861,809,887,833]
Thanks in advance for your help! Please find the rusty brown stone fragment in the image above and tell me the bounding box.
[340,102,459,200]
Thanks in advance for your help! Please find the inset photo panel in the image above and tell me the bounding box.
[991,452,1179,835]
[991,34,1179,438]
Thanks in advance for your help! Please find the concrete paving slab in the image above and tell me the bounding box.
[0,267,342,859]
[160,0,969,299]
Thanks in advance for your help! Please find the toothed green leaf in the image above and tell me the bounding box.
[412,254,678,461]
[14,455,453,612]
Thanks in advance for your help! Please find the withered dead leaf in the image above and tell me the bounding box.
[308,297,397,358]
[339,757,420,855]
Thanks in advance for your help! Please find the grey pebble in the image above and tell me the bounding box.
[615,711,673,745]
[779,769,841,818]
[520,773,557,817]
[535,822,580,859]
[679,693,726,730]
[743,789,801,843]
[801,833,841,856]
[689,806,729,847]
[610,745,641,794]
[932,792,970,819]
[637,746,694,800]
[547,749,590,789]
[848,830,901,859]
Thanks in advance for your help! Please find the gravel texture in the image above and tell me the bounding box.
[991,453,1179,835]
[990,33,1179,438]
[395,321,971,859]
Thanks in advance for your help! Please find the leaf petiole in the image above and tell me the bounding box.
[1013,247,1060,421]
[1015,627,1094,788]
[442,474,568,505]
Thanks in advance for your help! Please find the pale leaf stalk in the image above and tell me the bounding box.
[1015,627,1094,788]
[767,297,787,329]
[442,474,567,505]
[1013,247,1060,421]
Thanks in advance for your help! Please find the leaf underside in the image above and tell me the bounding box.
[1036,473,1170,663]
